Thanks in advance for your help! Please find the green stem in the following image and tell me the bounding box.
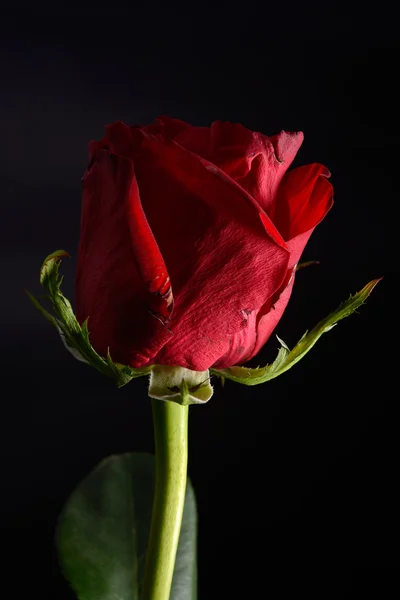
[142,399,189,600]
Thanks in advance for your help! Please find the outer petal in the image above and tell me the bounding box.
[76,149,174,367]
[212,266,297,369]
[225,163,333,366]
[129,131,290,371]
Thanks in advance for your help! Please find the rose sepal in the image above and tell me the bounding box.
[26,250,153,387]
[148,365,213,406]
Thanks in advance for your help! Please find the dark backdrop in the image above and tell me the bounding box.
[1,3,397,598]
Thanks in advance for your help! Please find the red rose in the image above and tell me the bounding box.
[76,117,333,371]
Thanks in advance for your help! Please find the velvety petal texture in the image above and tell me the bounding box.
[76,117,333,371]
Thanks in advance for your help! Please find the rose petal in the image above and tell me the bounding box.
[151,115,192,139]
[76,150,173,367]
[104,121,134,157]
[238,275,296,364]
[235,130,304,213]
[130,131,290,371]
[211,308,259,368]
[270,163,334,245]
[234,163,334,364]
[154,119,304,215]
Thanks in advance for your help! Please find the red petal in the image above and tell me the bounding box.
[271,163,334,245]
[76,150,173,366]
[250,130,305,212]
[130,131,290,371]
[238,275,296,364]
[152,115,191,139]
[233,163,334,364]
[177,123,304,214]
[227,164,333,364]
[104,121,134,157]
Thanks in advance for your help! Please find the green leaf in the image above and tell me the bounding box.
[26,250,153,387]
[210,278,382,386]
[57,452,197,600]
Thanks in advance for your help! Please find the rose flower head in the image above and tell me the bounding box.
[76,117,333,372]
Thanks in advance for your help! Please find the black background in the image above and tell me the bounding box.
[1,3,398,597]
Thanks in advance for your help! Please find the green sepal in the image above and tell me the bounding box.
[210,278,381,386]
[26,250,153,387]
[148,365,213,405]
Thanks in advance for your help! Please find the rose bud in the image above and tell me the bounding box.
[75,117,333,372]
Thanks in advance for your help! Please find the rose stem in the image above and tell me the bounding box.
[141,398,189,600]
